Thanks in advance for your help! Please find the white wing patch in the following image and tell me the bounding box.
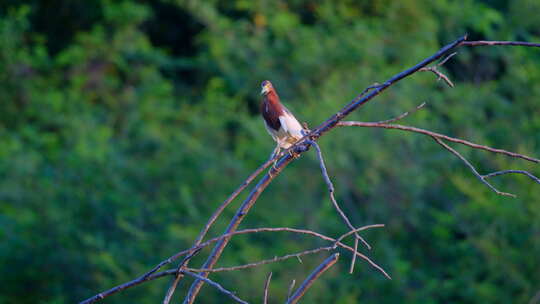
[279,111,303,139]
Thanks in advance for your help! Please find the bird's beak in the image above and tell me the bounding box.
[261,84,270,95]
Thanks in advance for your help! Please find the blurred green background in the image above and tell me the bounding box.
[1,0,540,303]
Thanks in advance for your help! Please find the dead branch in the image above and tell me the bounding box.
[419,52,457,87]
[461,41,540,47]
[185,225,387,276]
[80,224,385,304]
[163,249,202,304]
[433,137,516,197]
[337,122,539,163]
[336,121,540,197]
[483,170,540,184]
[187,247,333,273]
[311,140,368,273]
[80,268,247,304]
[287,280,296,301]
[286,253,340,304]
[374,102,426,124]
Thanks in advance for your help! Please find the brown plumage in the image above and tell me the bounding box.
[260,80,305,157]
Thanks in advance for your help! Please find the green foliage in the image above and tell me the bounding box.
[1,1,539,303]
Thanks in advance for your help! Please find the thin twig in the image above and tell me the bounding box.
[438,51,458,66]
[461,41,540,47]
[483,170,540,184]
[287,280,296,301]
[311,141,370,252]
[419,52,457,88]
[337,122,539,163]
[374,102,426,124]
[286,253,340,304]
[420,65,455,87]
[349,238,359,274]
[433,137,516,197]
[188,247,333,273]
[181,270,248,304]
[263,272,272,304]
[186,225,386,275]
[311,141,368,273]
[163,249,202,304]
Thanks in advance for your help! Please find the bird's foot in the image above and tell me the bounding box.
[288,149,301,159]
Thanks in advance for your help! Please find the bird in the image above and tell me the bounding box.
[260,80,306,158]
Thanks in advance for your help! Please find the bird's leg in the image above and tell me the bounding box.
[288,148,301,159]
[271,145,281,160]
[268,145,281,178]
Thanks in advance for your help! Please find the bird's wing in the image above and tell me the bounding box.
[279,107,304,139]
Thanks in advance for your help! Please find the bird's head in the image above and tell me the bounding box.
[260,80,273,95]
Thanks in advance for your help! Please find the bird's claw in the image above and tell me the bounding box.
[288,149,300,159]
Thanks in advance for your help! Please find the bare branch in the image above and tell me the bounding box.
[80,224,383,304]
[420,65,455,88]
[337,122,539,163]
[418,51,457,88]
[483,170,540,184]
[287,279,296,301]
[286,253,340,304]
[433,137,516,197]
[185,225,386,276]
[80,268,248,304]
[349,238,359,274]
[461,41,540,47]
[263,272,272,304]
[438,51,458,66]
[311,141,370,253]
[163,249,202,304]
[188,247,332,273]
[181,270,248,304]
[374,102,426,124]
